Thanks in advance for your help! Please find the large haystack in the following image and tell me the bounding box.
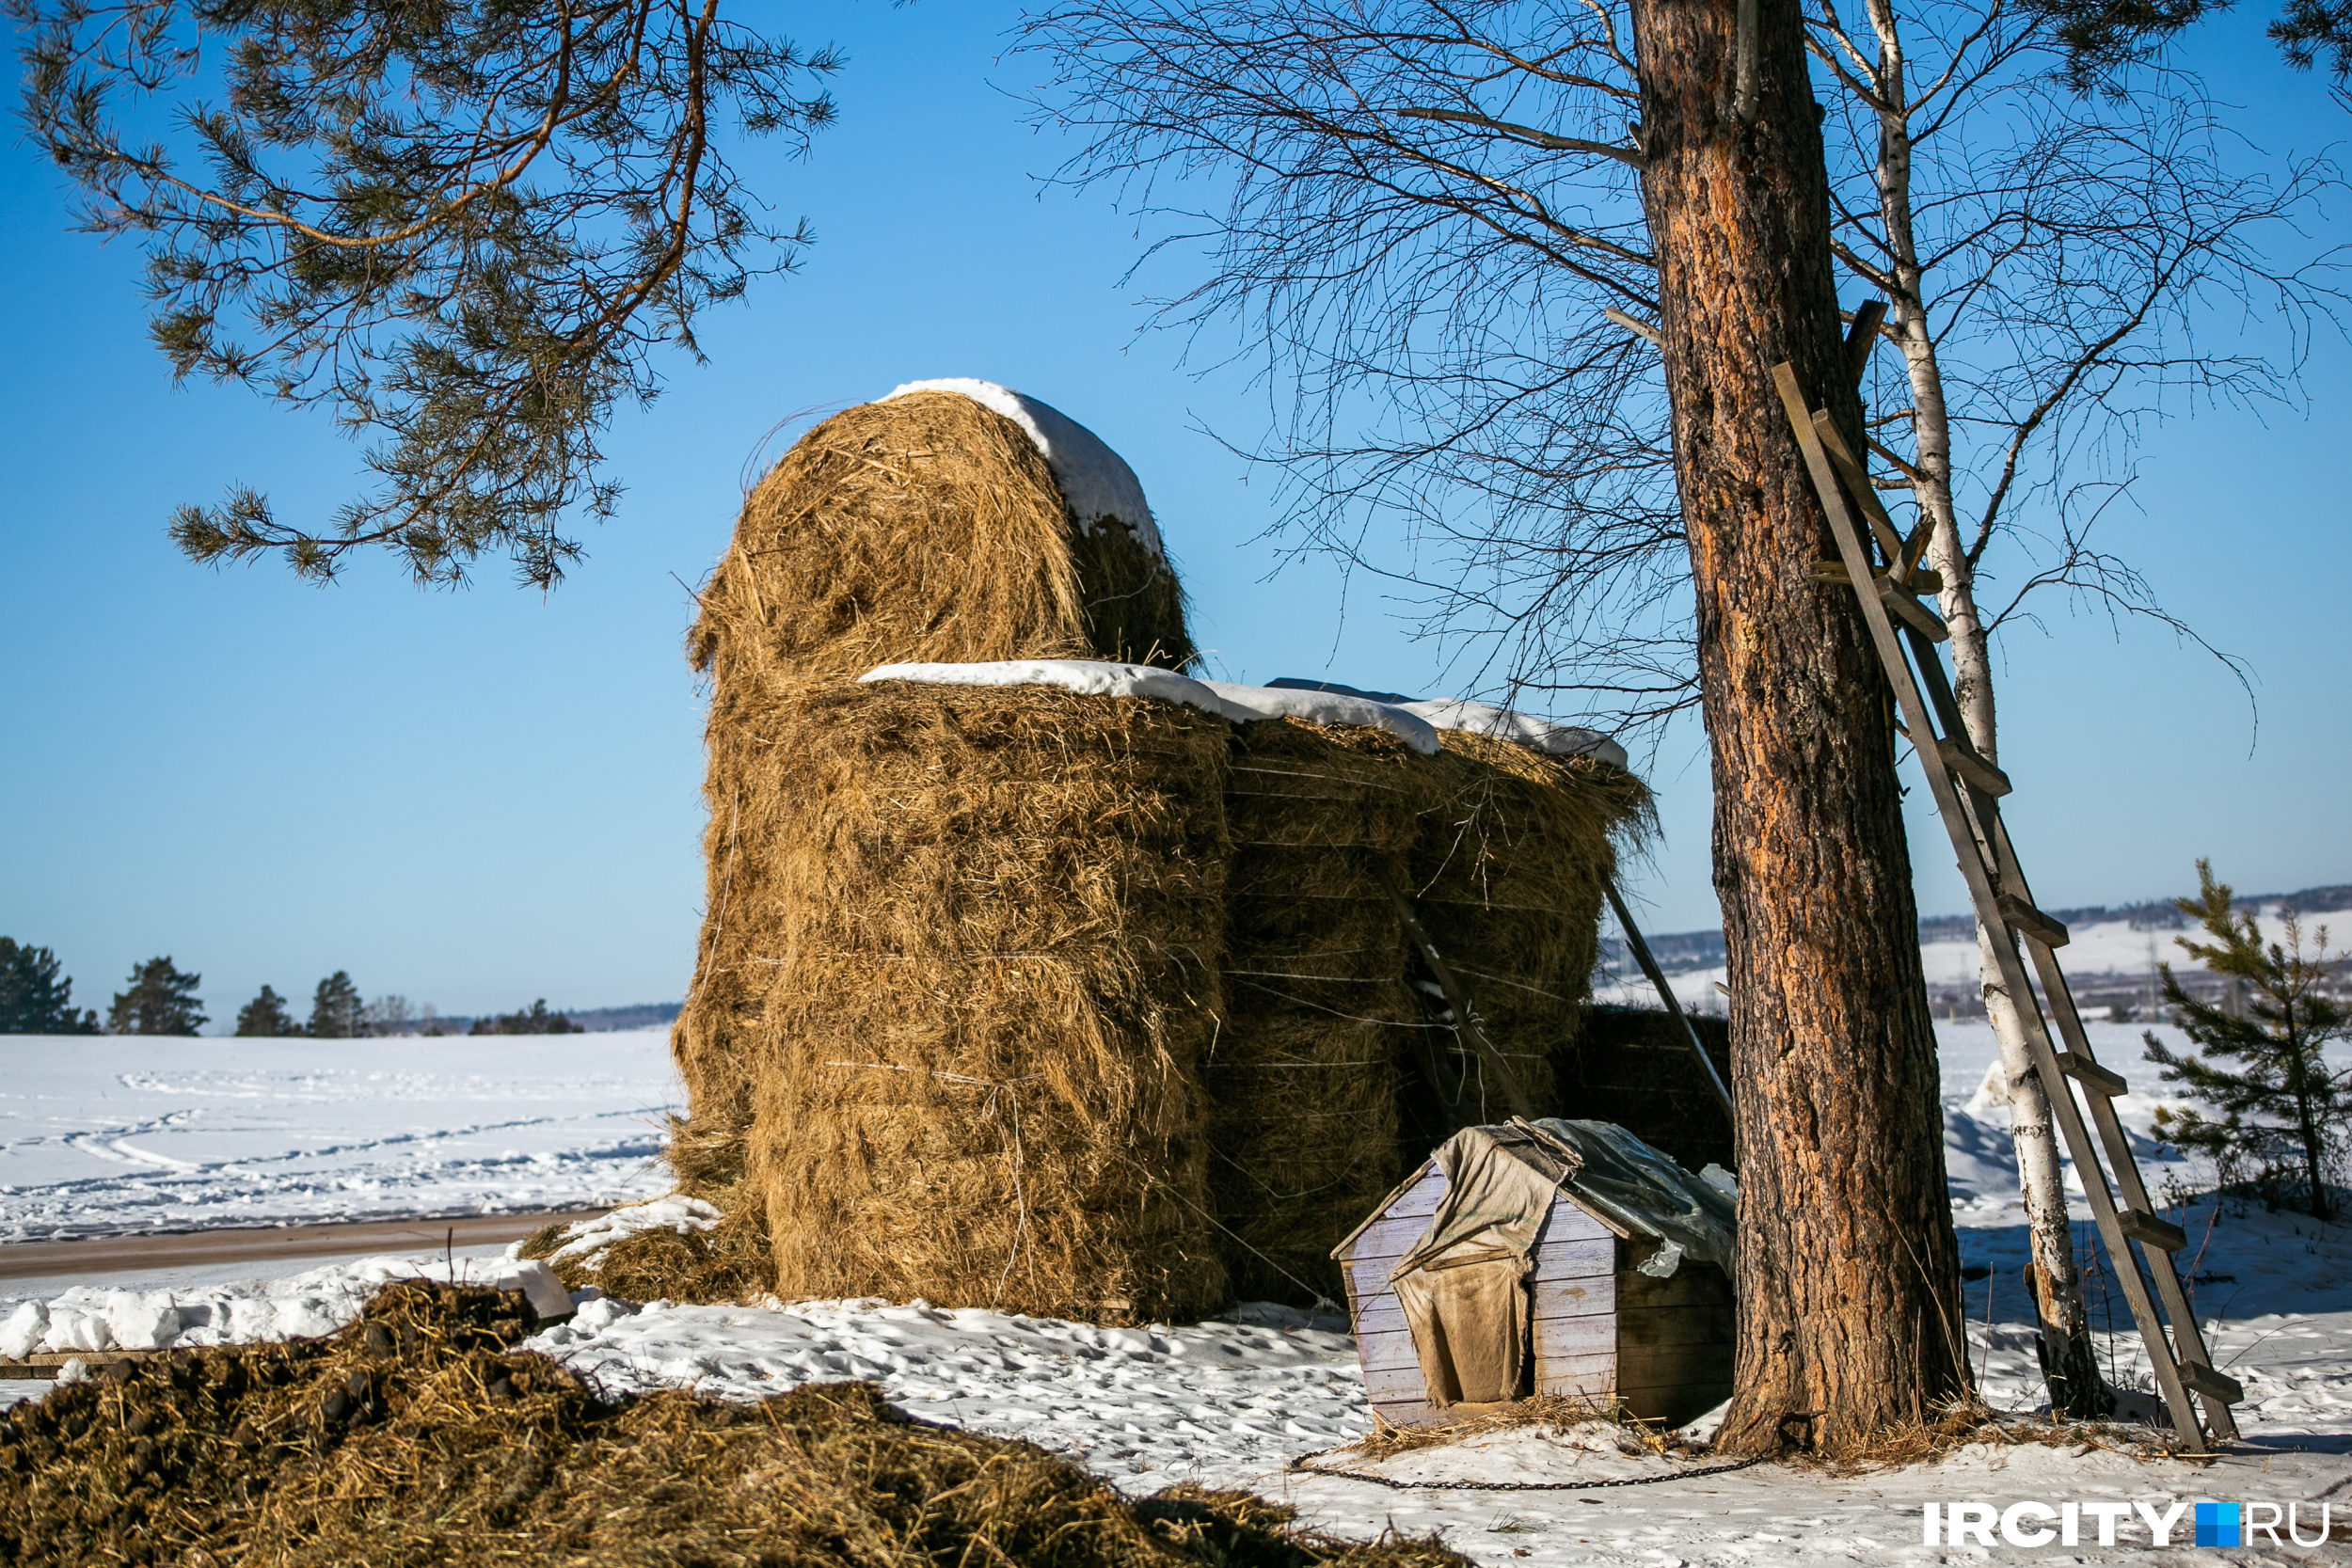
[1208,718,1429,1305]
[741,679,1232,1323]
[673,384,1196,1234]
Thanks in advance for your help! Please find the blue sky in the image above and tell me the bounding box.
[2,4,2345,1025]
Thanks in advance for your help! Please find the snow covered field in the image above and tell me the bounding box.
[4,1017,2348,1564]
[0,1027,676,1243]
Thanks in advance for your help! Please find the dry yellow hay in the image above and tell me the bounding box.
[1,1279,1477,1568]
[671,388,1195,1201]
[1407,732,1653,1141]
[687,389,1189,694]
[1209,718,1431,1305]
[739,679,1232,1323]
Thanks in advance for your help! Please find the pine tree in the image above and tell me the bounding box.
[105,957,208,1036]
[469,1000,585,1036]
[308,972,364,1039]
[0,939,99,1034]
[234,985,302,1037]
[2143,861,2351,1221]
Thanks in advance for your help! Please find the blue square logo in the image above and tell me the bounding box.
[2195,1503,2240,1548]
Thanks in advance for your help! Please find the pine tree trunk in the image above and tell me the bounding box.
[1629,0,1970,1455]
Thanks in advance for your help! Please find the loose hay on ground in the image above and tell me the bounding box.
[0,1283,1473,1568]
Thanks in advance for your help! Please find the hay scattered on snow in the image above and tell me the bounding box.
[0,1281,1474,1568]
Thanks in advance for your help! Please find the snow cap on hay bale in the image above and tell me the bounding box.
[742,678,1233,1323]
[672,384,1192,1191]
[686,382,1190,693]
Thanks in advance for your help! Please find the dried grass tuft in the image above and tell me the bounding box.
[1347,1393,1692,1463]
[1801,1398,2192,1473]
[0,1282,1473,1568]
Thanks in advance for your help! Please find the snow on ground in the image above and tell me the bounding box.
[6,1017,2350,1562]
[0,1028,676,1242]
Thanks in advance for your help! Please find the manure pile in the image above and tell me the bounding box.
[0,1281,1467,1568]
[613,380,1655,1320]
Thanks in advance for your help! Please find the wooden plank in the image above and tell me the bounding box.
[1534,1195,1613,1249]
[1617,1382,1736,1428]
[1614,1262,1733,1311]
[1532,1275,1613,1320]
[1613,1302,1737,1351]
[1936,736,2013,798]
[1809,558,1945,594]
[1339,1213,1438,1265]
[1363,1363,1430,1404]
[1358,1327,1433,1375]
[2116,1209,2188,1251]
[1532,1313,1614,1364]
[1370,1398,1439,1429]
[1614,1342,1735,1393]
[2057,1051,2129,1097]
[1529,1236,1616,1282]
[1532,1351,1616,1400]
[1997,893,2070,949]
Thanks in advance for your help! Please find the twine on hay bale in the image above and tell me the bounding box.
[740,680,1232,1323]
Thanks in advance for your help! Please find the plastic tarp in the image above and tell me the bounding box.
[1382,1119,1735,1409]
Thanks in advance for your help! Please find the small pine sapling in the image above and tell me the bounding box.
[2143,861,2351,1221]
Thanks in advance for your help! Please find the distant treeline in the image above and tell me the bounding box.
[1604,882,2352,977]
[0,936,675,1037]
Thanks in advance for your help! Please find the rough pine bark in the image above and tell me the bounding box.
[1629,0,1970,1454]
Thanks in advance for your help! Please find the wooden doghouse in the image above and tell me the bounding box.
[1332,1118,1735,1429]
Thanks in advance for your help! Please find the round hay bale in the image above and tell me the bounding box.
[1406,731,1653,1145]
[1209,718,1432,1306]
[688,388,1190,692]
[741,680,1232,1323]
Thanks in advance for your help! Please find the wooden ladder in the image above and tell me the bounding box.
[1772,353,2242,1452]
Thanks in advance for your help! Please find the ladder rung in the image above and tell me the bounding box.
[2057,1052,2129,1097]
[2178,1361,2244,1405]
[1935,736,2013,798]
[1809,559,1946,594]
[1996,894,2069,948]
[1876,579,1949,641]
[2115,1209,2189,1251]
